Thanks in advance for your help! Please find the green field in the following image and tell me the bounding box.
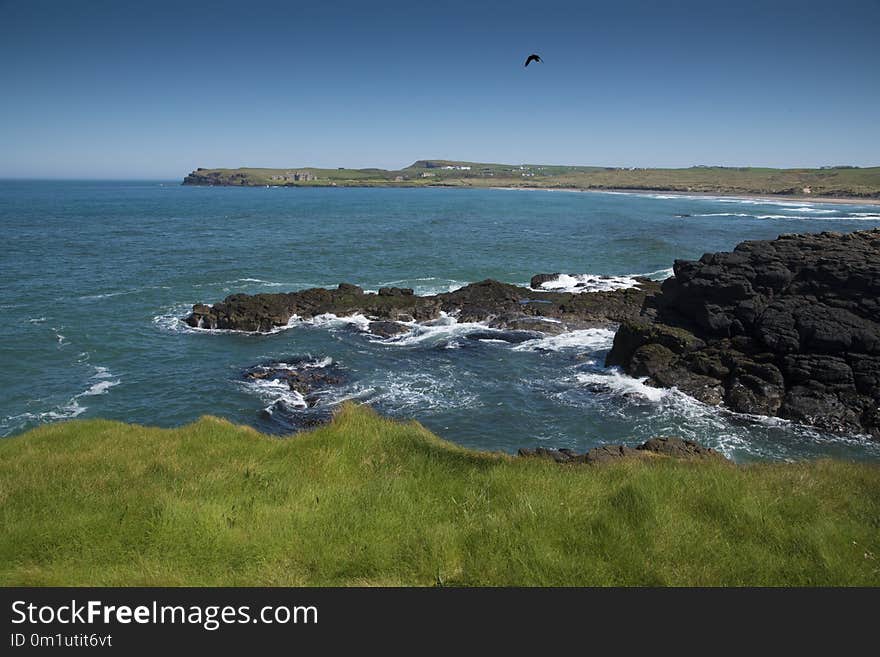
[2,404,878,586]
[183,161,880,198]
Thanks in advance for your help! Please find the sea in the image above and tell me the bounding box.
[3,180,880,463]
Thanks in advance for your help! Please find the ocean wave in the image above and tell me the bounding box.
[227,278,285,286]
[329,371,481,414]
[0,366,120,436]
[576,370,669,403]
[375,314,492,347]
[152,304,302,336]
[240,357,337,417]
[53,326,67,346]
[304,313,371,332]
[752,213,879,220]
[568,367,880,461]
[370,278,468,296]
[530,267,673,293]
[691,209,878,221]
[513,328,616,353]
[77,285,170,301]
[244,378,309,413]
[603,190,868,213]
[690,212,754,218]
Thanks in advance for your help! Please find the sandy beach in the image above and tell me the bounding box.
[491,186,880,206]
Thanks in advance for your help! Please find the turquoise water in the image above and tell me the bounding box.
[3,180,880,462]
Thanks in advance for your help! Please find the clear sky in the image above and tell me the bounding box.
[1,0,878,178]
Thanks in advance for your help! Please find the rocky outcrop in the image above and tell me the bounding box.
[242,359,346,407]
[530,273,561,288]
[606,229,880,438]
[186,277,659,335]
[517,436,729,464]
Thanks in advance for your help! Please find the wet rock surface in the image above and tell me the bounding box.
[186,277,659,335]
[517,436,729,464]
[367,321,412,338]
[242,358,347,407]
[606,229,880,439]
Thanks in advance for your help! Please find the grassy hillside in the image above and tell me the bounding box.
[1,404,878,586]
[183,162,880,198]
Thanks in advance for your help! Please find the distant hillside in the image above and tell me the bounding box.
[182,161,880,199]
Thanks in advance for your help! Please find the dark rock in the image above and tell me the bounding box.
[367,321,411,338]
[242,358,346,407]
[486,313,569,335]
[584,444,649,464]
[465,329,544,344]
[530,273,561,288]
[637,436,728,461]
[606,228,880,439]
[187,277,658,335]
[336,282,364,295]
[517,436,729,465]
[516,447,583,463]
[378,287,414,297]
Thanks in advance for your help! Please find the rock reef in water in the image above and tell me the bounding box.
[606,229,880,439]
[186,278,659,335]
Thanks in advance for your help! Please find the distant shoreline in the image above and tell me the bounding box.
[182,161,880,201]
[183,179,880,207]
[490,186,880,207]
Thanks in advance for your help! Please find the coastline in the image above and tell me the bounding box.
[489,186,880,207]
[182,179,880,206]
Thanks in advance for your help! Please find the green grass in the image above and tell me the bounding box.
[1,404,879,586]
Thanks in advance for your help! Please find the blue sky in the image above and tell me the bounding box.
[1,0,878,178]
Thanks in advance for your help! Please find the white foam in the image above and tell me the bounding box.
[1,366,119,432]
[227,278,284,286]
[78,291,129,300]
[332,371,480,413]
[77,285,170,301]
[80,367,120,397]
[246,377,309,414]
[576,370,670,403]
[691,212,753,218]
[152,304,302,336]
[752,213,874,220]
[377,314,492,347]
[597,190,868,214]
[513,328,616,352]
[81,379,119,396]
[251,357,334,373]
[241,357,336,414]
[304,313,371,332]
[371,278,468,295]
[531,267,673,294]
[40,399,86,421]
[534,273,641,293]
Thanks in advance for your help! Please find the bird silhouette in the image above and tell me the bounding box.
[524,53,542,67]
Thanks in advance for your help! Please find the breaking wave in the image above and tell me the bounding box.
[0,366,120,437]
[530,267,673,293]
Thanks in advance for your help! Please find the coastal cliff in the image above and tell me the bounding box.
[181,162,880,199]
[607,229,880,438]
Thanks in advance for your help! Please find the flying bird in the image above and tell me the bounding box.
[524,53,542,67]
